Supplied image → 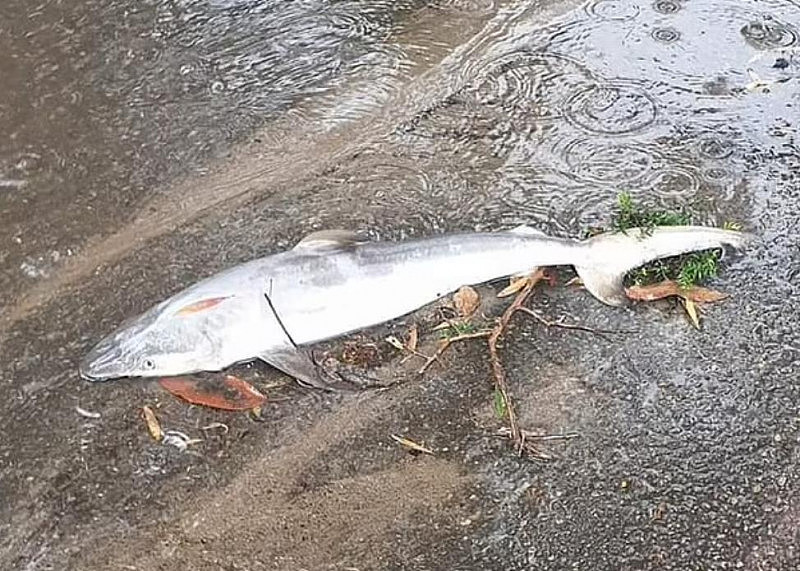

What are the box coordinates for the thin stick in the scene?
[516,307,633,338]
[487,268,545,450]
[400,346,433,364]
[498,427,580,441]
[416,330,492,375]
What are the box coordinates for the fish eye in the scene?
[142,358,156,371]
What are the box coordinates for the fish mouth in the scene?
[79,338,124,382]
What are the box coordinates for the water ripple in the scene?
[563,80,659,135]
[585,0,641,21]
[562,139,658,184]
[645,166,701,197]
[431,0,497,14]
[468,51,596,120]
[741,18,798,49]
[696,134,738,160]
[300,158,499,237]
[651,27,682,43]
[702,166,732,183]
[652,0,683,15]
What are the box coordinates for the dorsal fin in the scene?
[293,229,368,252]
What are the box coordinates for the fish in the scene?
[79,225,751,389]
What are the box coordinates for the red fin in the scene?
[174,296,231,316]
[158,375,266,411]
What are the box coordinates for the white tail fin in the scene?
[574,226,753,306]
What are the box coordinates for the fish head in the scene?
[79,298,223,381]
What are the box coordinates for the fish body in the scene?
[80,225,751,387]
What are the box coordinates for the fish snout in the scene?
[79,338,124,381]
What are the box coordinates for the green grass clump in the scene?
[608,192,726,288]
[439,321,478,339]
[613,191,691,234]
[675,252,720,288]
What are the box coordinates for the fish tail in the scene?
[573,225,754,306]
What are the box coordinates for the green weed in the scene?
[439,321,478,339]
[605,192,731,288]
[612,191,691,234]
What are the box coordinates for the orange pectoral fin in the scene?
[174,296,232,316]
[158,375,267,411]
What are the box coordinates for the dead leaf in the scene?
[158,375,267,411]
[682,298,701,330]
[626,280,728,303]
[432,320,454,331]
[390,434,434,455]
[385,335,405,351]
[340,342,380,367]
[497,276,529,298]
[406,324,419,352]
[651,501,668,522]
[141,405,162,442]
[453,285,480,316]
[498,269,550,297]
[684,287,728,303]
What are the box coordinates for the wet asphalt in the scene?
[1,0,798,569]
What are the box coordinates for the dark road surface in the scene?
[1,0,798,569]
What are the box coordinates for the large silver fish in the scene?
[79,225,750,388]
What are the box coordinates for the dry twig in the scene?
[497,427,580,441]
[516,307,634,339]
[487,268,546,455]
[415,268,589,459]
[416,330,492,374]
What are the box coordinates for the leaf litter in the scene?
[453,285,480,316]
[141,196,741,461]
[595,192,740,327]
[497,275,531,298]
[141,404,203,451]
[626,280,728,303]
[390,434,434,455]
[141,406,163,442]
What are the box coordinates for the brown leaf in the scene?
[453,285,480,316]
[385,336,405,351]
[141,405,163,442]
[625,280,728,303]
[390,434,434,455]
[340,342,380,367]
[406,324,419,352]
[498,268,550,297]
[432,320,453,331]
[682,298,701,330]
[497,276,529,298]
[159,375,267,411]
[683,287,728,303]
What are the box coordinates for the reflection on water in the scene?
[372,0,799,233]
[1,0,799,297]
[0,0,431,302]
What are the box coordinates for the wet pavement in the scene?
[1,0,799,569]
